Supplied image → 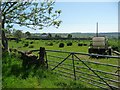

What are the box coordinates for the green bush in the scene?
[78,43,83,46]
[48,42,53,46]
[17,46,22,48]
[83,44,87,46]
[30,41,34,44]
[67,42,72,46]
[59,43,64,48]
[29,45,34,48]
[112,45,119,51]
[45,42,53,46]
[23,43,29,47]
[22,40,24,43]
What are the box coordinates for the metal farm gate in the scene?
[44,49,120,90]
[23,47,120,90]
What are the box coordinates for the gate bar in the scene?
[52,54,71,70]
[72,53,76,80]
[74,54,114,90]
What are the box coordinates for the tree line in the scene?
[6,30,73,39]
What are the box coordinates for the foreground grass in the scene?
[2,52,88,88]
[7,39,119,88]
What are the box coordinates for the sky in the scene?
[15,1,118,33]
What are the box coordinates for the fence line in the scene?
[47,54,120,68]
[12,47,120,89]
[44,49,120,90]
[31,49,120,58]
[49,59,120,83]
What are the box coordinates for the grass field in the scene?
[3,39,119,88]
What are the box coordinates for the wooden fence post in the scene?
[45,51,48,69]
[39,47,45,65]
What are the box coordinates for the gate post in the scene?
[45,51,48,69]
[72,53,76,80]
[39,47,45,66]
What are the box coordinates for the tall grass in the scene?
[2,52,87,88]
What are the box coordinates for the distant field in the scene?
[8,39,119,65]
[8,39,89,51]
[8,38,119,52]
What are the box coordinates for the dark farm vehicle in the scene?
[88,36,112,55]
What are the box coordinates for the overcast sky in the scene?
[15,1,118,33]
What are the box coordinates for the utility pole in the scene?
[96,22,98,37]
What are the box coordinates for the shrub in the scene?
[67,42,72,46]
[45,42,53,46]
[30,41,34,44]
[45,42,47,45]
[17,46,22,48]
[83,44,87,46]
[48,42,53,46]
[112,45,118,51]
[55,41,59,44]
[59,43,64,48]
[78,43,83,46]
[29,45,34,48]
[23,43,29,47]
[26,41,29,44]
[22,40,25,44]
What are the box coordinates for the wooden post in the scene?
[45,51,48,69]
[39,47,45,65]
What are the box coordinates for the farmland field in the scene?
[2,1,120,89]
[3,39,120,88]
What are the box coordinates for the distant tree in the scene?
[48,33,52,38]
[55,34,58,38]
[55,34,61,38]
[67,34,72,39]
[41,33,47,35]
[25,31,31,38]
[14,30,23,39]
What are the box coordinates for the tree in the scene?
[14,30,23,39]
[48,33,52,38]
[41,33,47,35]
[25,31,31,38]
[1,0,62,51]
[55,34,61,38]
[67,34,72,39]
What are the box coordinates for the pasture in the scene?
[3,39,119,88]
[8,39,89,51]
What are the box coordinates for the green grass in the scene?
[6,39,119,88]
[2,52,88,88]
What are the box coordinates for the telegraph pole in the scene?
[96,22,98,37]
